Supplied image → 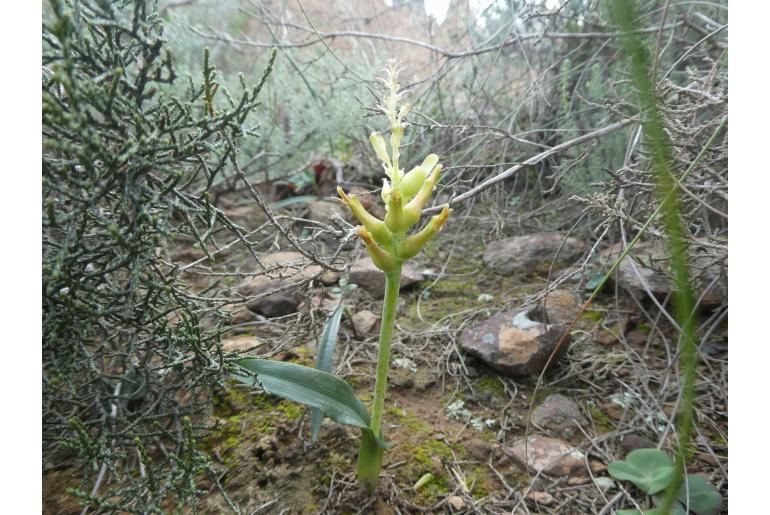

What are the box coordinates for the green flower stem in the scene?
[357,263,401,491]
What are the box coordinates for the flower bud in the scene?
[357,227,395,272]
[398,207,452,259]
[400,154,438,202]
[369,132,391,167]
[337,186,392,246]
[400,166,427,203]
[402,163,442,225]
[381,179,392,206]
[384,189,408,233]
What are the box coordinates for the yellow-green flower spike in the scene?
[337,186,392,246]
[357,227,395,272]
[398,207,452,259]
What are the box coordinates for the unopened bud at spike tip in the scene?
[369,132,391,167]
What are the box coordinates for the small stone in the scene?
[525,491,554,506]
[254,435,278,459]
[508,435,587,477]
[532,394,587,438]
[483,232,588,275]
[348,257,423,298]
[221,335,261,353]
[465,440,496,462]
[247,293,298,318]
[413,367,437,392]
[352,310,380,335]
[602,401,625,421]
[594,477,616,492]
[458,309,571,377]
[599,239,726,308]
[446,495,465,510]
[389,368,415,389]
[590,461,608,474]
[568,476,591,486]
[306,200,347,223]
[620,434,657,455]
[538,290,581,324]
[238,251,325,318]
[229,308,258,327]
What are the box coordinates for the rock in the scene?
[599,239,727,308]
[239,251,325,317]
[508,435,587,477]
[537,290,581,324]
[221,335,262,353]
[306,200,347,223]
[590,460,608,474]
[413,367,437,392]
[525,491,554,506]
[458,309,571,377]
[254,435,278,460]
[601,401,625,421]
[446,495,466,510]
[352,310,380,335]
[532,394,587,438]
[619,434,657,455]
[594,477,616,492]
[483,232,589,275]
[348,257,423,298]
[229,308,258,327]
[465,440,496,462]
[246,293,298,318]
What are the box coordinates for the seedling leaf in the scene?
[677,474,722,515]
[607,448,675,495]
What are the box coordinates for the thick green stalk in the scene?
[357,264,401,491]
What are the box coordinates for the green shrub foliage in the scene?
[42,0,274,510]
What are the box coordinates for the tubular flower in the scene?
[357,227,395,272]
[398,207,452,260]
[337,60,451,271]
[337,186,392,246]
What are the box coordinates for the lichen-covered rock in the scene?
[507,435,587,477]
[458,309,571,377]
[483,232,589,275]
[348,257,423,298]
[532,394,587,438]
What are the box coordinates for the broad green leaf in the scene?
[677,474,722,515]
[608,448,675,495]
[618,507,686,515]
[311,301,344,442]
[234,358,370,428]
[232,359,390,449]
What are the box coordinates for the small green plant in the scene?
[608,449,722,515]
[232,60,451,492]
